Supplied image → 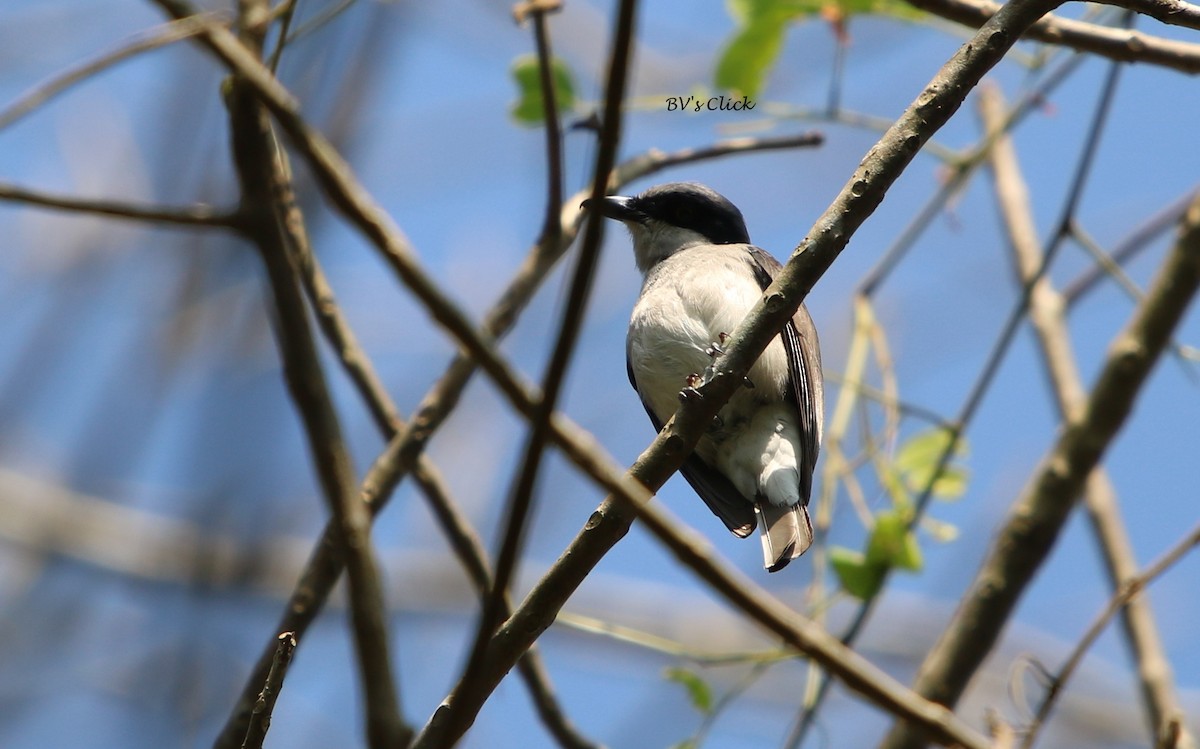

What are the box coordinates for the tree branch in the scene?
[0,14,219,131]
[1020,523,1200,749]
[223,5,406,746]
[240,631,297,749]
[609,491,993,749]
[447,1,613,745]
[1103,0,1200,30]
[879,189,1200,749]
[211,130,819,749]
[410,0,1066,743]
[0,181,240,228]
[980,83,1196,749]
[906,0,1200,74]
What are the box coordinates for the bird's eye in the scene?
[673,205,696,224]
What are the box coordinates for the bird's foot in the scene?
[700,332,731,386]
[679,374,724,429]
[679,373,704,403]
[703,332,730,359]
[702,333,754,389]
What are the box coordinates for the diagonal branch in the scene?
[610,487,993,749]
[276,122,599,748]
[411,0,1066,744]
[0,13,220,131]
[448,2,613,746]
[1105,0,1200,29]
[0,181,240,228]
[906,0,1200,74]
[212,131,819,749]
[879,189,1200,749]
[223,6,406,746]
[1019,523,1200,749]
[980,83,1196,749]
[240,631,298,749]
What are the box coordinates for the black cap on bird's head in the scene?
[584,182,751,272]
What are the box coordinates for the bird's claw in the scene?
[704,332,730,359]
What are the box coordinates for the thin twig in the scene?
[880,190,1200,749]
[823,370,956,430]
[0,14,219,132]
[1020,523,1200,749]
[608,494,994,749]
[450,1,607,745]
[906,0,1200,74]
[265,0,298,73]
[980,83,1196,749]
[0,181,240,228]
[224,4,407,745]
[240,631,298,749]
[859,48,1086,296]
[1062,188,1199,303]
[556,611,792,665]
[786,48,1093,749]
[1069,221,1200,378]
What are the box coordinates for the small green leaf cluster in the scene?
[509,54,577,127]
[831,428,969,599]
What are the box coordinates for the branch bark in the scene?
[979,83,1195,749]
[411,0,1066,744]
[906,0,1200,74]
[223,6,407,746]
[211,130,818,749]
[879,182,1200,749]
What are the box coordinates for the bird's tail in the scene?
[755,502,813,573]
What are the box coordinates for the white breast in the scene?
[627,245,802,508]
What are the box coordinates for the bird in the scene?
[585,182,824,572]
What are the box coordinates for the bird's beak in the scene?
[581,195,642,223]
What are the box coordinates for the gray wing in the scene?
[626,355,756,538]
[745,246,824,504]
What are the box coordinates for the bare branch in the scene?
[1020,523,1200,748]
[1062,188,1199,303]
[448,2,608,746]
[211,130,819,749]
[607,493,994,749]
[240,632,298,749]
[980,82,1196,749]
[223,5,406,745]
[411,0,1067,743]
[0,14,219,132]
[906,0,1200,74]
[1103,0,1200,30]
[0,181,240,228]
[880,190,1200,749]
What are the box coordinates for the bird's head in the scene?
[584,182,750,272]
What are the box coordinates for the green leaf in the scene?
[509,54,576,126]
[715,10,791,98]
[830,546,885,599]
[664,667,714,715]
[866,510,923,572]
[893,427,970,500]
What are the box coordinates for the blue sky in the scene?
[1,1,1198,747]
